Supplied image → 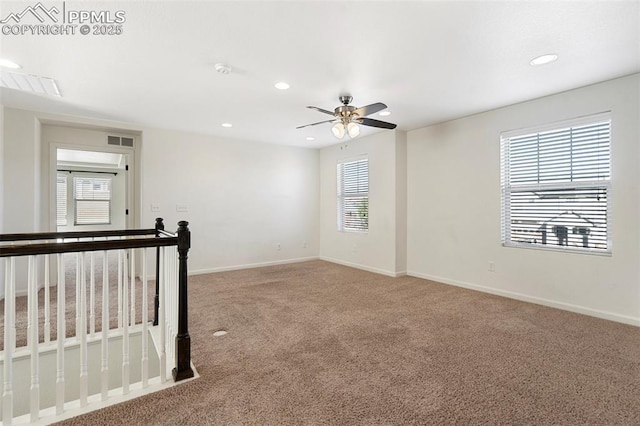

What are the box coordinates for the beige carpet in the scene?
[45,260,640,425]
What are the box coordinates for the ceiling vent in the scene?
[0,70,61,97]
[107,135,134,147]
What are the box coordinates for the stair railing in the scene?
[0,219,193,424]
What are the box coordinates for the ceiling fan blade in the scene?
[307,106,336,116]
[296,119,336,129]
[353,102,387,117]
[358,117,397,129]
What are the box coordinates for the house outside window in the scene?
[500,113,611,254]
[337,156,369,232]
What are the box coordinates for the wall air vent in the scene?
[107,135,135,148]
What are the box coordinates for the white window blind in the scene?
[501,114,611,253]
[337,157,369,232]
[74,176,112,225]
[56,174,67,226]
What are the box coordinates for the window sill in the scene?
[339,229,369,234]
[502,242,611,257]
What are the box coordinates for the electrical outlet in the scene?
[488,261,495,272]
[277,243,281,251]
[151,204,160,212]
[176,204,188,212]
[302,240,307,248]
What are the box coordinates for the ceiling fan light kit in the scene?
[297,95,397,140]
[347,122,360,138]
[332,122,346,139]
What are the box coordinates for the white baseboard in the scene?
[320,256,406,278]
[407,271,640,327]
[189,256,320,276]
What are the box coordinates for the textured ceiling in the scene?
[1,1,638,148]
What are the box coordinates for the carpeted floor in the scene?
[50,260,640,425]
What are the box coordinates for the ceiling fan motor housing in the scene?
[336,105,357,116]
[338,95,353,105]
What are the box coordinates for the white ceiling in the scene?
[1,1,638,148]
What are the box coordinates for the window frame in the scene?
[337,156,369,233]
[56,173,68,227]
[73,175,113,226]
[500,112,612,255]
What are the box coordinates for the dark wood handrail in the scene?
[0,228,157,242]
[0,236,178,257]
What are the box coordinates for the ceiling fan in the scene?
[296,95,397,139]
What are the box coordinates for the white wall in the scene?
[140,127,319,274]
[319,130,407,276]
[2,109,320,286]
[407,74,640,325]
[395,131,407,274]
[3,108,41,233]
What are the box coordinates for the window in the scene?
[337,157,369,232]
[56,174,67,226]
[74,176,112,225]
[501,113,611,253]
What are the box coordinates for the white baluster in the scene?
[3,258,14,424]
[172,250,178,359]
[10,257,15,351]
[56,254,65,415]
[44,255,51,344]
[122,250,130,394]
[166,248,173,371]
[166,249,172,365]
[79,252,88,407]
[117,250,123,329]
[130,248,136,326]
[141,248,149,387]
[101,251,109,401]
[90,251,96,336]
[28,256,40,422]
[75,253,81,337]
[159,247,166,383]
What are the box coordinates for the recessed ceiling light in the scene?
[0,58,21,69]
[379,111,391,117]
[275,82,290,90]
[221,123,232,128]
[306,136,315,141]
[530,54,558,66]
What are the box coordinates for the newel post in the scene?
[173,221,194,381]
[153,217,164,326]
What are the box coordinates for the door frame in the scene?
[49,143,135,232]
